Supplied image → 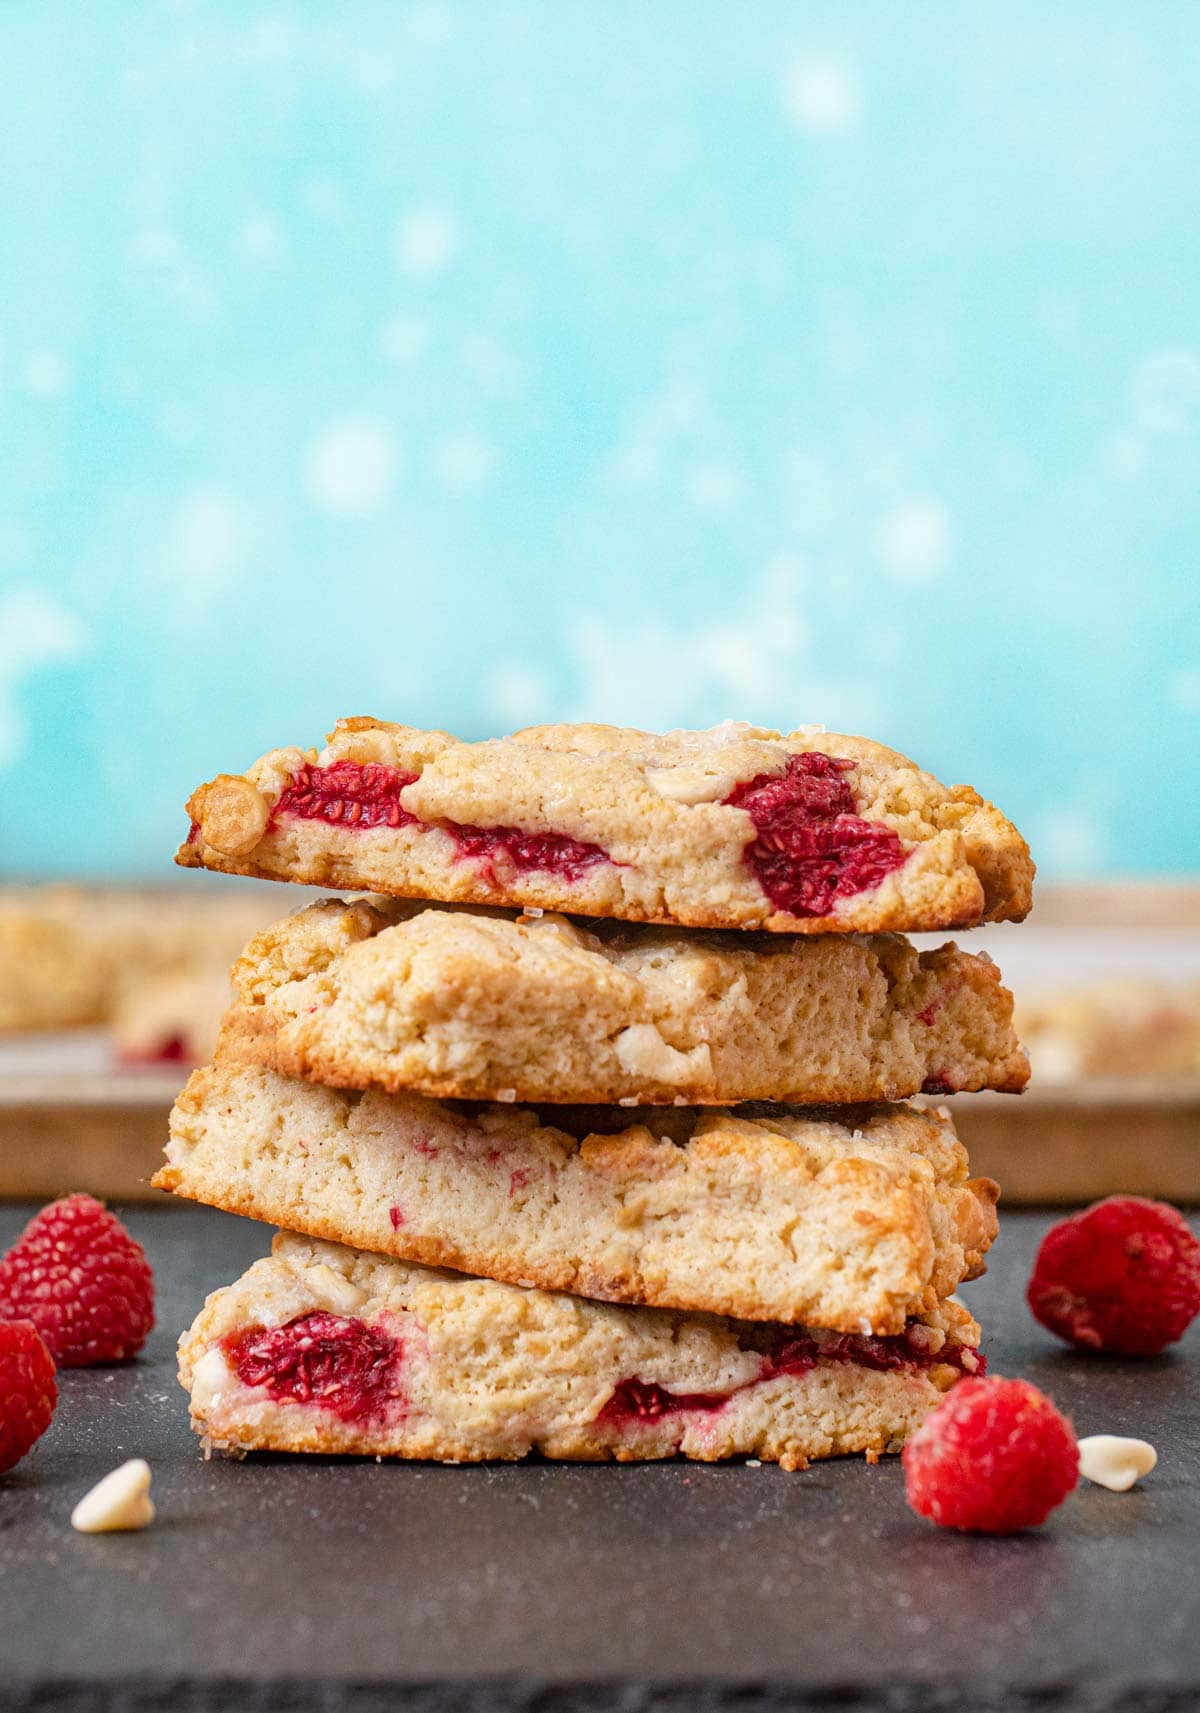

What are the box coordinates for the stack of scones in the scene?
[159,716,1032,1470]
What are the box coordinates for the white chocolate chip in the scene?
[193,774,271,856]
[665,720,761,750]
[248,746,312,799]
[71,1459,155,1534]
[517,911,590,948]
[1077,1434,1157,1492]
[644,765,738,805]
[305,1262,367,1316]
[190,1347,233,1412]
[613,1023,712,1086]
[320,728,399,767]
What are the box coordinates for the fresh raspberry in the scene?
[0,1320,57,1473]
[903,1377,1078,1533]
[0,1195,155,1367]
[1027,1196,1200,1357]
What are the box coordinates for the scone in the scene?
[112,966,235,1066]
[156,1063,999,1333]
[177,719,1033,934]
[0,887,113,1031]
[0,884,277,1036]
[216,898,1028,1105]
[1017,979,1200,1084]
[179,1231,983,1468]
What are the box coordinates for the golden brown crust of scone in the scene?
[212,899,1029,1105]
[157,1062,999,1333]
[178,1231,981,1467]
[177,719,1033,935]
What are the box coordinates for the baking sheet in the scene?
[947,1083,1200,1203]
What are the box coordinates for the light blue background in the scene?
[2,2,1198,878]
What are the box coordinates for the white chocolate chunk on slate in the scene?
[71,1459,156,1533]
[1077,1434,1157,1492]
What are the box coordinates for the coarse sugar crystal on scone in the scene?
[215,898,1029,1106]
[156,1063,999,1334]
[177,719,1034,935]
[178,1231,984,1468]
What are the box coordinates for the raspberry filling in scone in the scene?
[268,750,908,911]
[179,1235,983,1467]
[445,824,609,883]
[723,753,908,918]
[216,1308,983,1440]
[274,753,903,910]
[598,1326,984,1429]
[273,760,611,882]
[275,762,421,832]
[223,1310,404,1425]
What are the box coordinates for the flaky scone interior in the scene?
[157,1063,998,1334]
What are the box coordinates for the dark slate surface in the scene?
[0,1202,1197,1713]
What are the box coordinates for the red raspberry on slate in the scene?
[903,1377,1078,1533]
[0,1320,57,1473]
[0,1195,155,1367]
[1027,1196,1200,1357]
